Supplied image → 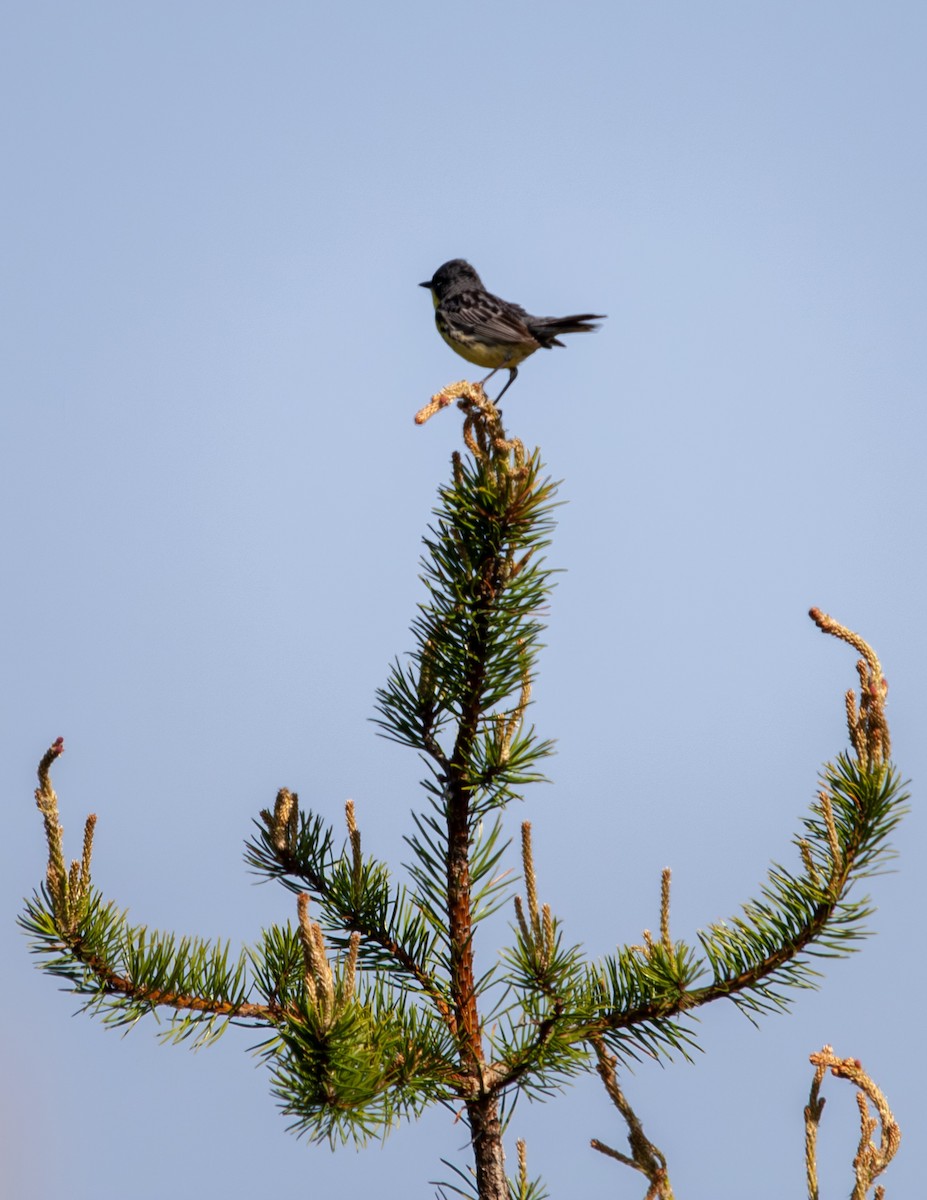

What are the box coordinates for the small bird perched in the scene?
[419,259,605,403]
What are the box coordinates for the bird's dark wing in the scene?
[440,290,539,347]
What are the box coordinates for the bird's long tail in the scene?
[528,313,606,347]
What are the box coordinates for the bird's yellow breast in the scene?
[436,324,527,369]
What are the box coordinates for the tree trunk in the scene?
[468,1094,507,1200]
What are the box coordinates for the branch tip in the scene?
[805,1045,901,1200]
[809,609,890,767]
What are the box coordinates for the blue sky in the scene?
[3,4,925,1197]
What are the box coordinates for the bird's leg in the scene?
[492,367,518,404]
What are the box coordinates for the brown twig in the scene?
[591,1037,673,1200]
[805,1045,901,1200]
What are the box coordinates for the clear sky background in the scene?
[3,4,925,1197]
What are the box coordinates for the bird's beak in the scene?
[418,280,432,289]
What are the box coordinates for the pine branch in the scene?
[583,616,906,1062]
[21,738,274,1044]
[246,788,455,1026]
